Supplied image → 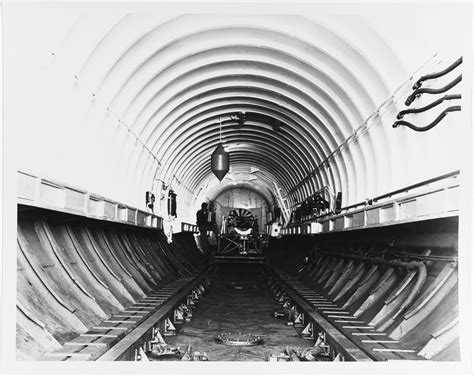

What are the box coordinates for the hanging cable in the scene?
[397,94,461,119]
[405,75,462,106]
[413,56,463,90]
[392,105,461,132]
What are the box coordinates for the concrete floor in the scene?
[158,263,313,361]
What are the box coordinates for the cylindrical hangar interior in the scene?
[1,1,472,373]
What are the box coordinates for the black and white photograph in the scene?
[0,1,473,375]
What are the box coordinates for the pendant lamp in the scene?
[211,143,229,181]
[211,117,229,181]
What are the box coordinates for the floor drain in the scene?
[215,331,264,346]
[226,282,256,290]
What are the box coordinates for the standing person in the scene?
[196,203,218,252]
[252,216,260,250]
[252,216,259,238]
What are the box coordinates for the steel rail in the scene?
[96,269,211,361]
[268,265,424,361]
[265,265,373,361]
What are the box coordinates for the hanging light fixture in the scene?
[211,117,229,181]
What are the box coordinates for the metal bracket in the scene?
[173,307,185,324]
[294,313,305,327]
[163,317,177,336]
[301,322,314,339]
[134,347,149,361]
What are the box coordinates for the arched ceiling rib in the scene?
[168,102,329,172]
[68,13,402,220]
[181,140,303,195]
[145,80,339,158]
[119,44,367,130]
[102,23,383,113]
[159,112,320,176]
[206,181,274,207]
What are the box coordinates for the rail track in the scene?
[43,251,456,361]
[44,269,213,361]
[266,266,423,361]
[16,203,459,362]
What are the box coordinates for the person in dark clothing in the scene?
[196,202,218,252]
[252,216,259,238]
[196,203,209,227]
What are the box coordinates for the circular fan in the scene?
[227,208,254,231]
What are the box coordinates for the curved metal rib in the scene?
[17,302,46,329]
[377,262,427,332]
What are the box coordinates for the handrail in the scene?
[18,170,163,230]
[405,75,462,106]
[393,105,461,132]
[397,94,461,119]
[337,170,459,213]
[181,222,198,232]
[413,57,463,90]
[372,170,459,202]
[285,169,459,226]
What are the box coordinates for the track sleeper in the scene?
[45,353,91,357]
[80,333,118,338]
[373,348,415,353]
[64,342,108,347]
[104,320,137,323]
[93,326,128,330]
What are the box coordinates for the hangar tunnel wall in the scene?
[16,209,206,360]
[7,3,469,225]
[3,1,470,367]
[16,208,460,361]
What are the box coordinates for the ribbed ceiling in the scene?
[34,12,425,222]
[65,15,404,220]
[5,1,467,228]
